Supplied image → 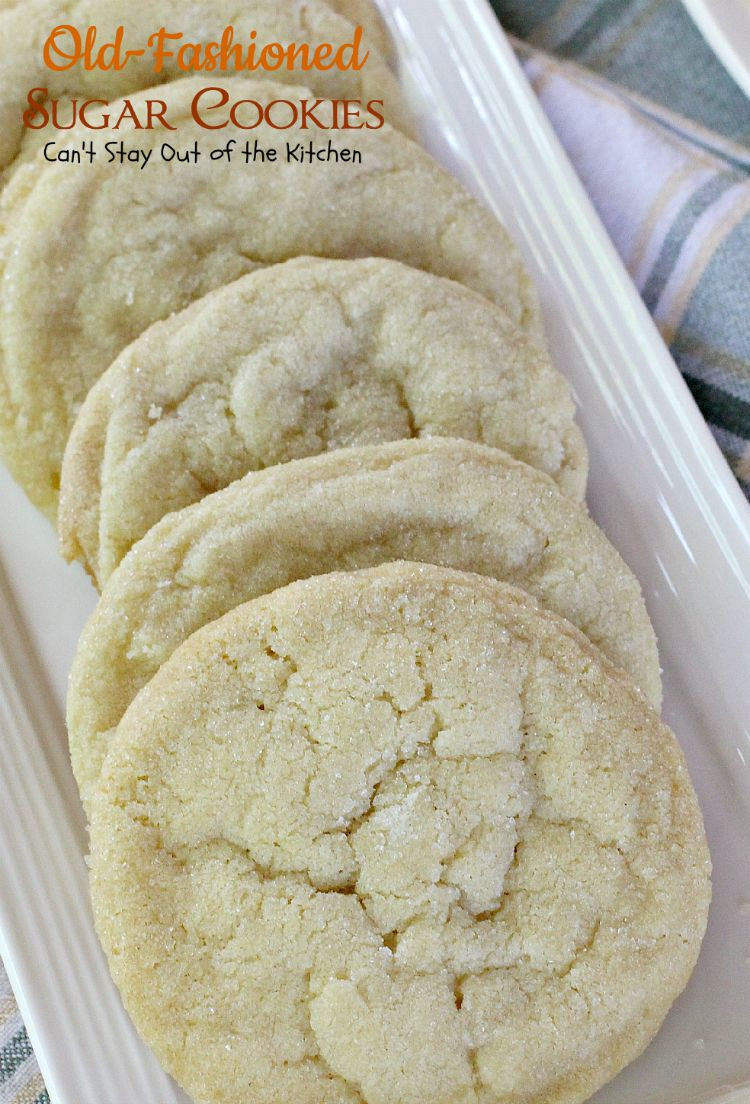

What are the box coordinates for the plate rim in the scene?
[680,0,750,100]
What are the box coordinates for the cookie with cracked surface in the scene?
[0,76,538,518]
[68,438,660,814]
[0,0,405,176]
[89,561,709,1104]
[59,257,586,587]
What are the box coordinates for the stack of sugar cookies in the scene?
[0,4,711,1103]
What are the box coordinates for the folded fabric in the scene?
[0,966,47,1104]
[493,0,750,498]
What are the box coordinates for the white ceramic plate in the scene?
[1,2,749,1102]
[680,0,750,100]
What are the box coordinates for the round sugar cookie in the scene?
[89,561,710,1104]
[0,0,404,174]
[68,437,661,813]
[0,76,539,517]
[59,257,586,586]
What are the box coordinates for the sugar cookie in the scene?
[59,257,585,585]
[68,438,660,812]
[0,77,538,515]
[89,561,709,1104]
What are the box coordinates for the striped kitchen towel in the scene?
[0,968,47,1104]
[492,0,750,499]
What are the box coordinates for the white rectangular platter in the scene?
[1,1,750,1102]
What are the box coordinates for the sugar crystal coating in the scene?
[89,563,709,1104]
[68,438,659,813]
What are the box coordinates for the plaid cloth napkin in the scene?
[1,3,748,1103]
[493,0,750,499]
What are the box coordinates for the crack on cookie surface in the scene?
[88,567,699,1104]
[73,257,565,585]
